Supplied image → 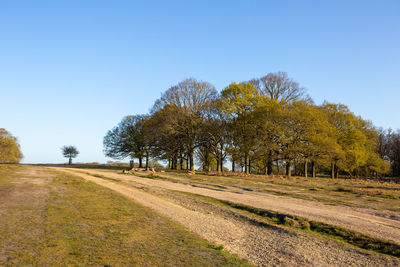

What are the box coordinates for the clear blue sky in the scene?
[1,0,399,164]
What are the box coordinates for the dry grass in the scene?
[0,165,251,266]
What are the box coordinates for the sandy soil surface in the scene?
[53,167,400,266]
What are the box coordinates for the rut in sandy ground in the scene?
[56,168,400,245]
[54,168,400,266]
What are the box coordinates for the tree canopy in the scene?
[0,128,23,163]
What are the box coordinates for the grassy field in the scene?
[0,165,250,266]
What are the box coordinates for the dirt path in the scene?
[53,167,400,266]
[56,168,400,245]
[0,166,54,265]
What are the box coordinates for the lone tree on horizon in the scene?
[62,145,79,165]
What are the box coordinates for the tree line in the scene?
[103,72,398,178]
[378,129,400,177]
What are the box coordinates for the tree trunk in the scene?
[145,154,149,171]
[334,164,339,178]
[312,161,316,178]
[139,156,143,168]
[304,160,308,178]
[173,156,178,170]
[189,150,194,171]
[220,156,224,174]
[264,166,268,175]
[248,159,251,174]
[244,154,250,174]
[69,157,72,165]
[168,159,171,169]
[267,159,273,175]
[286,161,291,177]
[331,161,335,178]
[203,153,208,171]
[180,156,183,170]
[232,160,235,172]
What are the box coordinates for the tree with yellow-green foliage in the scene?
[322,102,388,177]
[218,82,262,174]
[0,128,23,163]
[279,101,342,177]
[251,97,284,175]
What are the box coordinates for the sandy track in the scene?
[53,167,400,266]
[56,168,400,245]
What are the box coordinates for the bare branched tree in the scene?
[250,71,310,103]
[152,78,217,115]
[151,78,217,170]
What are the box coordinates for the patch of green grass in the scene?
[176,191,400,258]
[207,243,224,250]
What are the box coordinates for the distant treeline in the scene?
[103,72,400,178]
